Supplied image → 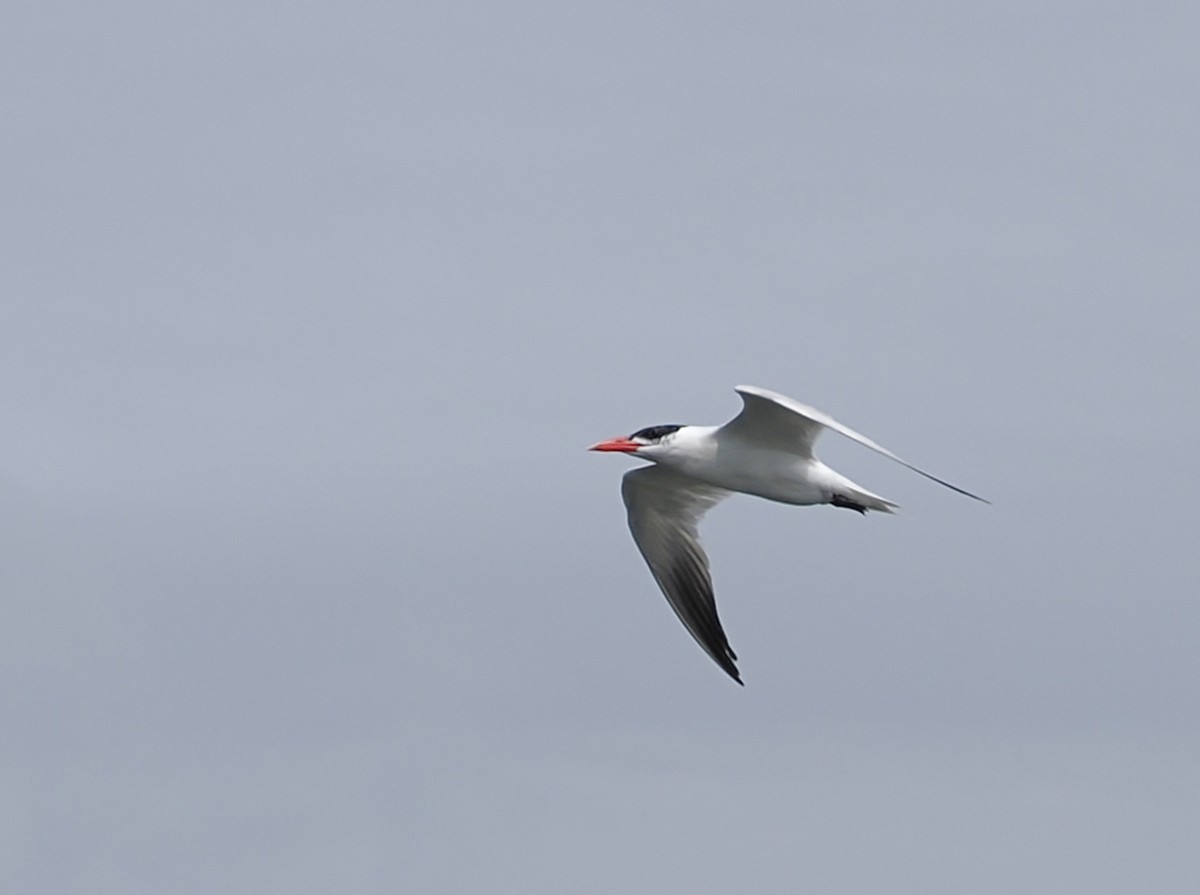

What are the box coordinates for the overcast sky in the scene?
[4,2,1199,892]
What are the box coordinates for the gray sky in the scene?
[4,2,1199,892]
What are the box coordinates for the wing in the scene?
[723,385,989,503]
[620,466,741,684]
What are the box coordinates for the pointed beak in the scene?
[588,437,642,453]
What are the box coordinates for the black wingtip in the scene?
[958,487,992,505]
[718,647,742,684]
[916,469,991,505]
[952,487,991,505]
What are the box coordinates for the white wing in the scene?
[723,385,989,502]
[620,466,741,683]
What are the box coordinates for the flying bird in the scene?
[590,385,988,684]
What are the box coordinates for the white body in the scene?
[653,424,895,510]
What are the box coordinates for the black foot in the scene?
[830,494,868,514]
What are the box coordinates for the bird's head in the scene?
[588,424,684,462]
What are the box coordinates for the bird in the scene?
[589,385,988,684]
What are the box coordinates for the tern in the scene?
[590,385,987,684]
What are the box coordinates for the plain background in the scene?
[4,2,1199,892]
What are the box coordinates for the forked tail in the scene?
[830,488,898,514]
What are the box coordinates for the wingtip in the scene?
[953,484,992,505]
[712,653,743,685]
[915,469,991,506]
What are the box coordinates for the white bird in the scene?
[590,385,988,684]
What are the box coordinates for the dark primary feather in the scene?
[620,467,740,684]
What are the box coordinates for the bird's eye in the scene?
[631,424,683,441]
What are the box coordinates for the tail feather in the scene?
[811,462,898,514]
[858,491,898,514]
[832,488,898,514]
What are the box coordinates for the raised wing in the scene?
[620,466,740,684]
[724,385,989,502]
